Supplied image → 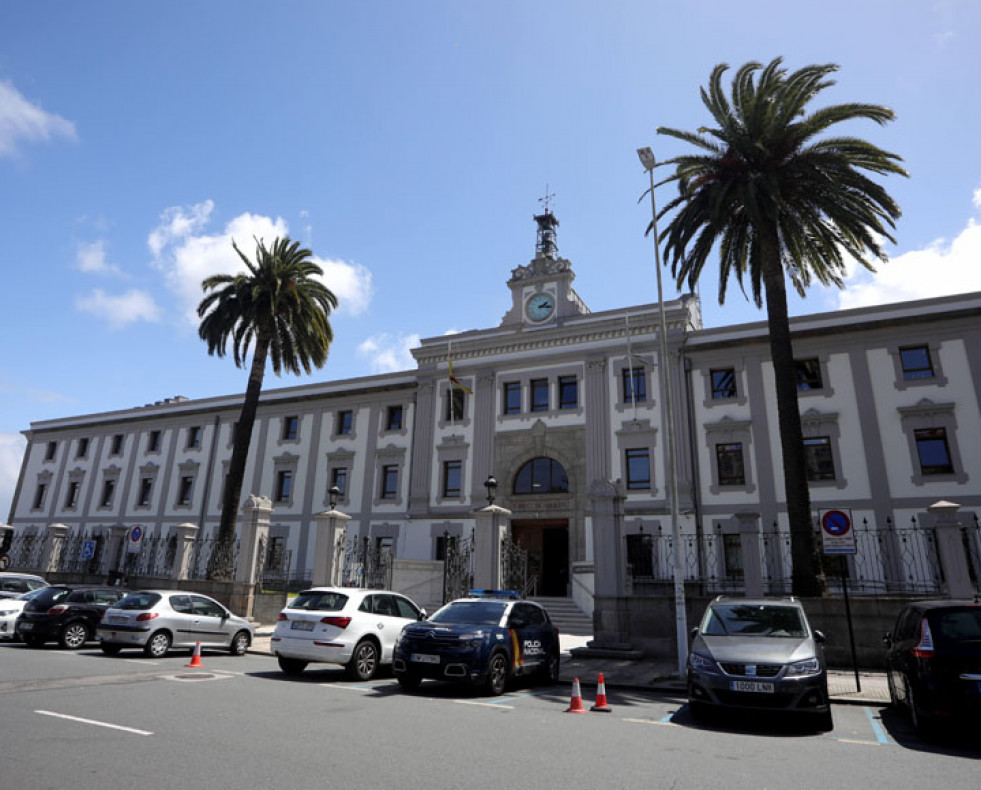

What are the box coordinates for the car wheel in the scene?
[143,630,171,658]
[100,643,122,656]
[905,680,931,738]
[23,634,44,648]
[228,630,251,656]
[484,651,510,696]
[59,622,90,650]
[815,709,834,732]
[688,700,710,724]
[277,656,308,676]
[346,639,380,681]
[538,650,560,685]
[396,671,422,691]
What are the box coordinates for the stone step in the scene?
[530,597,593,636]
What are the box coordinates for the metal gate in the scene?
[442,530,474,603]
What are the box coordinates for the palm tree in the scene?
[655,59,906,596]
[198,236,338,578]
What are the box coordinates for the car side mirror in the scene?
[813,630,826,644]
[418,609,427,621]
[690,627,700,641]
[882,633,892,647]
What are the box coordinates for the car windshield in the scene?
[931,608,981,643]
[115,592,162,610]
[19,588,47,602]
[702,603,808,638]
[429,601,508,626]
[289,591,348,612]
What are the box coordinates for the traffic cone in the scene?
[591,672,613,712]
[565,677,587,714]
[185,641,203,668]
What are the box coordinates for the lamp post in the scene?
[484,475,498,506]
[637,146,688,678]
[328,485,340,511]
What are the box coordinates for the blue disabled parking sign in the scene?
[820,509,856,554]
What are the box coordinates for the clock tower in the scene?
[501,201,590,327]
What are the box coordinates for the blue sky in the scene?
[2,1,981,521]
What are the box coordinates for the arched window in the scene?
[513,457,569,495]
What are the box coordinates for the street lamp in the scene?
[637,145,688,678]
[484,475,498,506]
[328,485,340,511]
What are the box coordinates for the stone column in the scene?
[928,500,973,599]
[40,523,70,575]
[104,525,130,582]
[735,511,764,597]
[590,480,626,598]
[235,495,273,585]
[472,504,511,590]
[171,523,200,581]
[313,508,352,587]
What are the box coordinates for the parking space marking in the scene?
[36,710,153,736]
[624,717,679,727]
[452,699,515,710]
[863,706,892,745]
[837,738,883,746]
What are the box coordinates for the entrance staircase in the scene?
[531,596,593,637]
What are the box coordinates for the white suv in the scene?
[271,587,426,681]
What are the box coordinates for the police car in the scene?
[392,590,560,695]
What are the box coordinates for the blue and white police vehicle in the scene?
[392,590,560,695]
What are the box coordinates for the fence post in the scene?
[235,495,272,585]
[40,523,70,575]
[172,523,200,580]
[472,503,511,591]
[928,500,973,598]
[735,512,764,597]
[313,507,351,587]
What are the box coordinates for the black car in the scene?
[17,585,126,649]
[393,591,560,695]
[884,599,981,736]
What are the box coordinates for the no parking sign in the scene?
[820,509,856,555]
[127,525,144,554]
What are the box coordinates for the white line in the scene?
[36,710,153,736]
[624,717,678,727]
[452,699,515,710]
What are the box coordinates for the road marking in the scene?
[625,717,678,727]
[863,706,891,745]
[837,738,882,746]
[453,699,515,710]
[36,710,153,736]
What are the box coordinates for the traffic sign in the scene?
[127,525,144,554]
[820,509,856,554]
[80,540,96,560]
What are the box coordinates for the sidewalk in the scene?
[248,627,890,705]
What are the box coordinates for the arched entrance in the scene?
[510,457,570,597]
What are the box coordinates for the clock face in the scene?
[526,292,554,322]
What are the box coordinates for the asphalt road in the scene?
[1,641,978,790]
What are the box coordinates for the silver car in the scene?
[97,589,254,658]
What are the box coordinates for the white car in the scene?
[272,587,426,681]
[0,573,49,600]
[0,587,48,641]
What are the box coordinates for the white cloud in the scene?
[973,187,981,211]
[0,79,77,159]
[75,289,162,329]
[357,333,421,373]
[0,432,27,521]
[148,203,373,324]
[75,239,123,276]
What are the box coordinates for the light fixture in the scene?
[484,475,498,505]
[328,485,340,511]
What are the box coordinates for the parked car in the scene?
[0,587,49,641]
[97,590,254,658]
[884,599,981,736]
[0,572,48,600]
[16,585,126,649]
[393,590,560,696]
[686,596,832,730]
[272,587,426,680]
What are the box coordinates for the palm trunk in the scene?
[759,228,827,597]
[207,337,269,580]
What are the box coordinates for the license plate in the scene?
[291,621,315,631]
[411,653,440,664]
[18,622,32,631]
[108,615,127,624]
[731,680,774,693]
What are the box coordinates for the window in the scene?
[275,470,293,502]
[711,368,737,400]
[623,367,647,403]
[914,428,954,475]
[331,467,348,495]
[282,416,299,441]
[380,465,399,499]
[65,481,80,509]
[803,437,835,481]
[110,434,124,455]
[513,457,569,494]
[795,359,823,391]
[33,483,47,510]
[503,382,521,415]
[442,460,462,498]
[716,443,746,486]
[76,438,89,459]
[137,477,153,507]
[625,448,651,490]
[446,389,465,422]
[722,534,744,579]
[148,430,161,452]
[900,346,934,380]
[530,379,549,412]
[336,410,353,435]
[558,376,578,410]
[187,425,202,449]
[177,476,194,506]
[100,479,116,508]
[44,441,57,461]
[386,405,404,431]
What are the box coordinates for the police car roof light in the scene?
[467,589,521,600]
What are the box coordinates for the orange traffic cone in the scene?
[565,677,587,714]
[185,641,203,668]
[591,672,613,712]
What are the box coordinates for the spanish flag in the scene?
[448,357,472,394]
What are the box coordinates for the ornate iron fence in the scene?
[186,537,240,581]
[3,531,46,572]
[442,531,474,603]
[501,534,531,596]
[337,536,393,589]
